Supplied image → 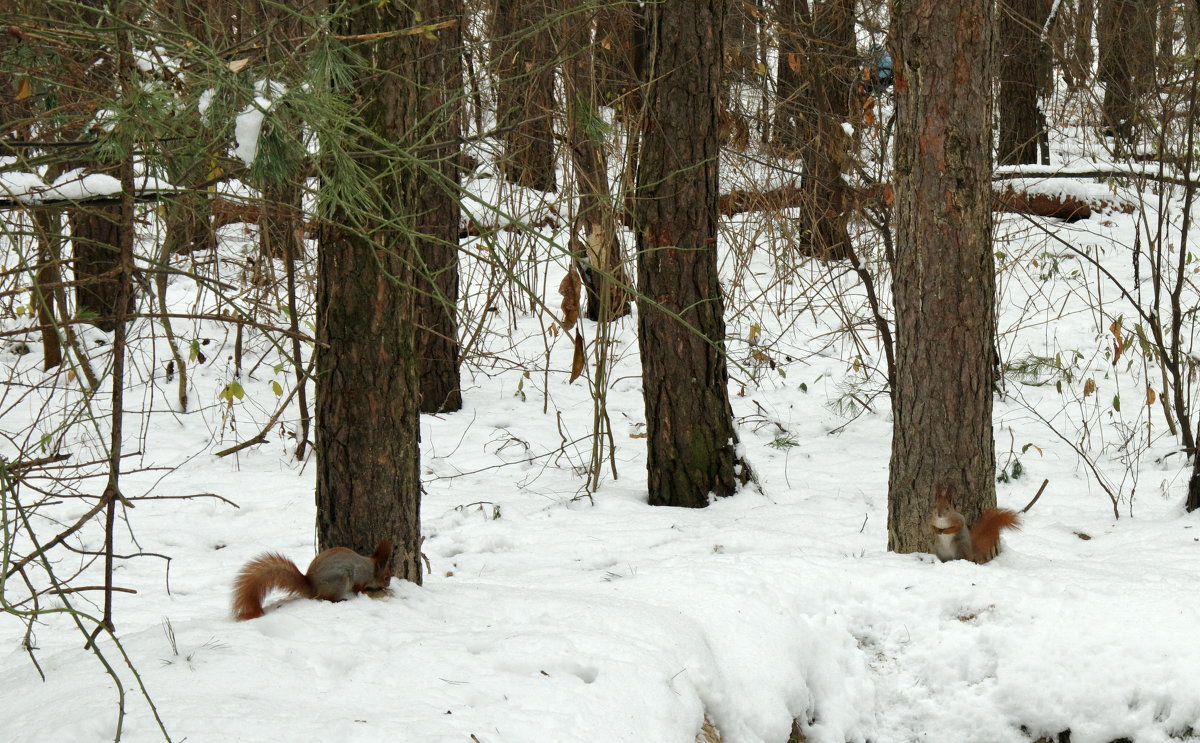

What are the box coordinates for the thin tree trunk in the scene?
[493,0,557,191]
[33,210,63,369]
[562,3,630,322]
[887,0,997,553]
[796,0,855,260]
[594,1,646,112]
[773,0,811,154]
[1099,0,1157,149]
[71,202,134,332]
[636,0,753,508]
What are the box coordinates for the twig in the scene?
[126,492,240,508]
[1021,478,1049,513]
[7,453,72,473]
[213,358,311,457]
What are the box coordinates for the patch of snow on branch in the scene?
[234,79,288,167]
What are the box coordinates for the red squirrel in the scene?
[232,539,393,621]
[929,486,1020,564]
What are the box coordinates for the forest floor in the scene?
[2,104,1200,743]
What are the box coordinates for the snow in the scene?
[3,78,1200,743]
[234,80,288,166]
[0,167,180,203]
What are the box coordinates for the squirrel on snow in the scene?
[232,539,394,621]
[929,485,1020,564]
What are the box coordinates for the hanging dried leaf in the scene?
[559,266,581,331]
[569,331,585,384]
[1083,378,1096,396]
[1110,319,1124,365]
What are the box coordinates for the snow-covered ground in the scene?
[2,108,1200,743]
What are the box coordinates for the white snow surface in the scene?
[233,79,288,166]
[0,167,179,203]
[2,127,1200,743]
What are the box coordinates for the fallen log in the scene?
[717,182,1134,221]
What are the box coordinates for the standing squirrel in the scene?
[232,539,393,621]
[929,486,1020,564]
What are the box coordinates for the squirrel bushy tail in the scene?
[968,507,1021,562]
[232,553,314,621]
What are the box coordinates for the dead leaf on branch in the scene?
[1110,319,1124,365]
[569,331,585,384]
[559,266,581,331]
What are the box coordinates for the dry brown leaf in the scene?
[559,266,581,331]
[15,77,32,101]
[569,331,585,384]
[1083,378,1096,396]
[1110,319,1124,365]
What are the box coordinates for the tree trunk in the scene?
[493,0,557,192]
[887,0,997,553]
[562,3,630,322]
[413,6,464,414]
[636,0,753,508]
[34,210,63,369]
[71,203,134,332]
[773,0,811,154]
[997,0,1052,165]
[1099,0,1157,149]
[316,0,453,584]
[796,0,855,260]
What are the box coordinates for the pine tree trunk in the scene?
[493,0,557,192]
[888,0,997,553]
[316,0,455,584]
[562,4,630,322]
[997,0,1052,165]
[773,0,811,154]
[796,0,855,260]
[636,0,752,508]
[1099,0,1157,148]
[413,1,464,414]
[71,204,134,332]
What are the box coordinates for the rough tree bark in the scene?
[316,0,457,583]
[997,0,1052,165]
[772,0,856,260]
[1098,0,1157,149]
[493,0,557,192]
[594,1,646,110]
[636,0,753,508]
[797,0,855,260]
[66,1,133,332]
[773,0,811,153]
[887,0,997,553]
[562,2,630,322]
[412,2,464,414]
